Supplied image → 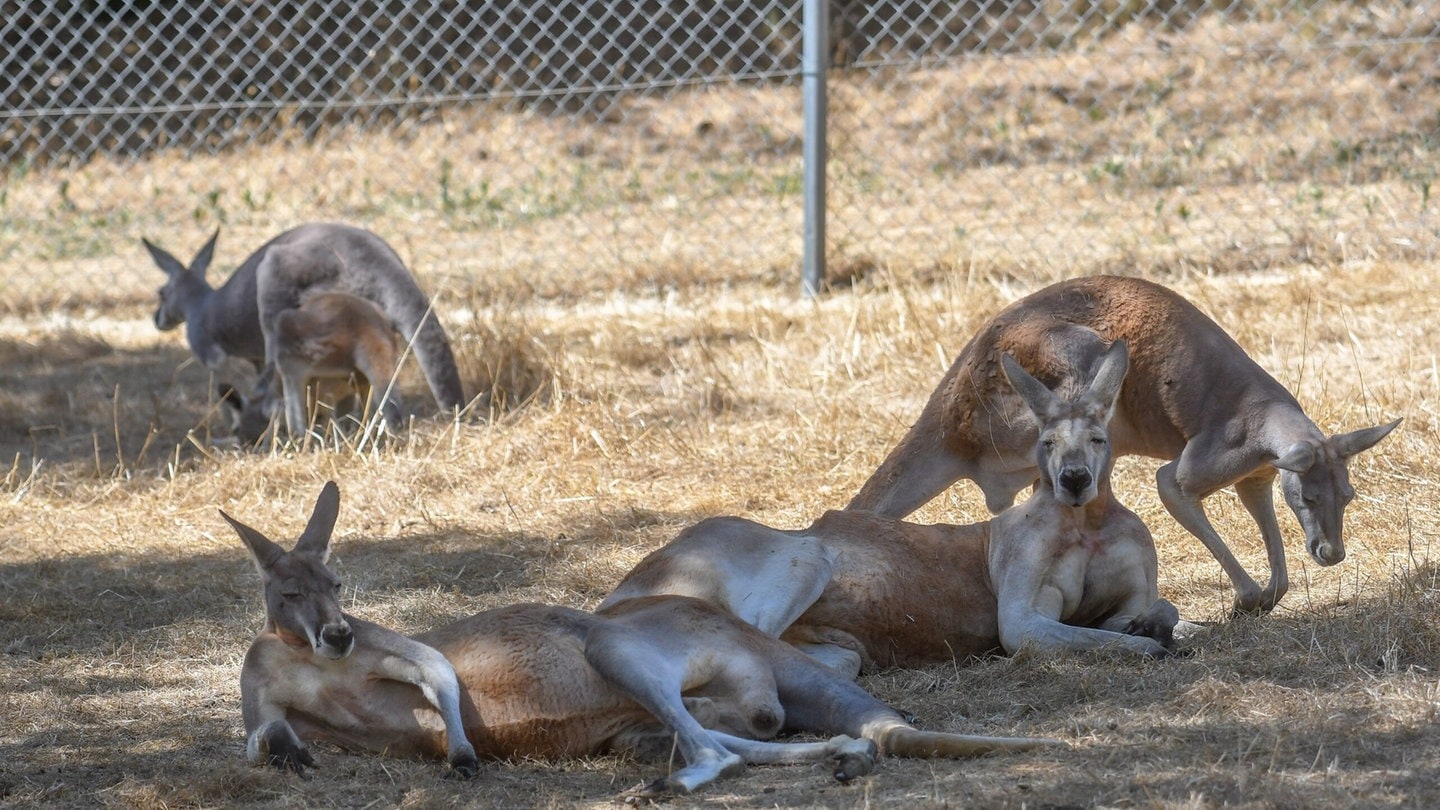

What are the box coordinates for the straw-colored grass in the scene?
[2,10,1439,808]
[1,258,1435,808]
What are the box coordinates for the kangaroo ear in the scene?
[220,509,285,574]
[191,229,220,280]
[142,238,187,277]
[1331,417,1402,458]
[1085,340,1129,416]
[1272,442,1317,473]
[295,481,341,563]
[1001,353,1058,418]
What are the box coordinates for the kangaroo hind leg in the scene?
[583,617,748,796]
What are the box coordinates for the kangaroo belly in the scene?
[421,603,647,759]
[800,514,1000,668]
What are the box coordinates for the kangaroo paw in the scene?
[444,752,479,780]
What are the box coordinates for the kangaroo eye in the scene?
[1091,436,1107,445]
[281,591,302,601]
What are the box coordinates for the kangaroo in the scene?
[845,275,1400,616]
[604,341,1177,676]
[220,292,405,443]
[227,482,1062,797]
[145,223,465,441]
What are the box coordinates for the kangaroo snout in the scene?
[319,622,355,658]
[1058,467,1093,499]
[1309,538,1346,566]
[154,309,181,331]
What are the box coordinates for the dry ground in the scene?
[1,258,1436,809]
[3,11,1440,808]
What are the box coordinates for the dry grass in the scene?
[3,11,1440,809]
[1,259,1436,809]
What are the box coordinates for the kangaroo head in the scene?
[221,481,354,659]
[1002,341,1128,508]
[144,229,219,331]
[1272,417,1401,567]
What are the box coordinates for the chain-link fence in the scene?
[2,1,1436,310]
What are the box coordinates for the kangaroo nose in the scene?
[320,623,354,655]
[1311,540,1346,566]
[1059,468,1092,496]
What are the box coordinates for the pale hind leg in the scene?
[583,623,752,795]
[705,730,878,783]
[590,627,876,797]
[1101,599,1181,650]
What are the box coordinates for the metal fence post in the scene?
[801,0,829,298]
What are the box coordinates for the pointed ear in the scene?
[1272,442,1317,473]
[142,238,188,277]
[1001,353,1058,418]
[1330,417,1401,458]
[220,509,285,573]
[190,229,220,280]
[1085,340,1129,416]
[294,481,341,562]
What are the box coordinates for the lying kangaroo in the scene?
[220,292,405,442]
[145,223,464,441]
[846,275,1400,615]
[604,341,1177,676]
[227,482,1062,796]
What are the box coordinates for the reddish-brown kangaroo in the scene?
[846,275,1400,615]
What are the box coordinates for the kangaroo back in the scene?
[253,224,465,412]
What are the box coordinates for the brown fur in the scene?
[846,275,1400,614]
[605,342,1176,673]
[273,291,403,440]
[229,483,1061,797]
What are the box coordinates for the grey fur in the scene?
[146,223,465,437]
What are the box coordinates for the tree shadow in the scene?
[0,331,249,475]
[0,330,453,479]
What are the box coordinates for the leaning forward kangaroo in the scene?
[146,223,465,440]
[604,341,1177,675]
[227,482,1062,797]
[846,275,1400,615]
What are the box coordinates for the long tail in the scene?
[865,718,1066,757]
[774,653,1064,759]
[394,302,466,412]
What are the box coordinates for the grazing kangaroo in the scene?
[604,341,1178,675]
[220,292,405,443]
[846,275,1400,616]
[145,223,464,440]
[227,482,1062,797]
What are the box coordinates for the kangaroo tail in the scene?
[866,719,1066,758]
[394,301,466,413]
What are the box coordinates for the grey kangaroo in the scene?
[146,223,465,441]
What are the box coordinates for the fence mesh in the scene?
[2,1,1436,312]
